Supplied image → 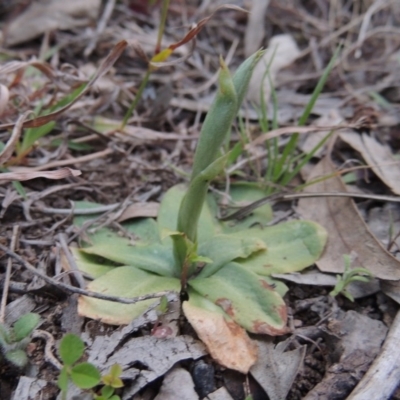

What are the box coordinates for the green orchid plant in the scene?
[72,51,327,373]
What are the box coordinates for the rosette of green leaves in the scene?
[72,52,327,363]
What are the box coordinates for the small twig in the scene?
[354,0,391,59]
[31,330,63,370]
[57,233,86,289]
[221,192,400,221]
[0,243,174,305]
[84,0,117,57]
[0,225,19,323]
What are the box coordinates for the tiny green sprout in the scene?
[0,312,40,368]
[58,333,123,400]
[58,333,101,400]
[330,254,373,302]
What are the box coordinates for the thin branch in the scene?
[220,192,400,221]
[0,225,19,323]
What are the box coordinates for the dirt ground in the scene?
[1,1,400,399]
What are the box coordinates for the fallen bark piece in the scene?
[154,367,198,400]
[11,377,50,400]
[103,335,206,399]
[303,310,387,399]
[206,387,234,400]
[250,338,306,400]
[347,310,400,400]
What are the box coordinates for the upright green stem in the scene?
[121,69,151,129]
[174,51,264,272]
[155,0,171,54]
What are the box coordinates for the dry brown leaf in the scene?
[340,131,400,196]
[4,0,101,46]
[0,167,81,182]
[297,156,400,279]
[244,0,270,57]
[247,34,300,105]
[0,84,9,117]
[182,300,258,374]
[0,110,32,165]
[117,202,159,222]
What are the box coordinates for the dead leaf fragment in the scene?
[154,367,198,400]
[0,168,81,182]
[244,0,270,57]
[103,335,206,397]
[247,34,300,104]
[5,0,101,46]
[250,339,306,400]
[0,84,9,117]
[183,300,258,374]
[117,202,159,222]
[340,131,400,195]
[297,156,400,279]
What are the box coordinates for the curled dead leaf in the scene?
[183,300,258,374]
[340,131,400,196]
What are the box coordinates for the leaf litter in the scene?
[1,1,400,400]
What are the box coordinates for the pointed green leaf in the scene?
[197,234,266,278]
[71,362,101,389]
[78,267,180,325]
[232,220,327,275]
[59,333,84,366]
[189,262,288,335]
[81,243,176,277]
[13,313,40,342]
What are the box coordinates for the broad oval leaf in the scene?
[78,266,180,325]
[71,362,101,389]
[189,262,288,335]
[183,289,258,374]
[59,333,85,366]
[13,313,40,342]
[5,349,28,367]
[232,220,327,275]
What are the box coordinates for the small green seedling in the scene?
[0,312,40,367]
[330,254,373,302]
[58,333,122,400]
